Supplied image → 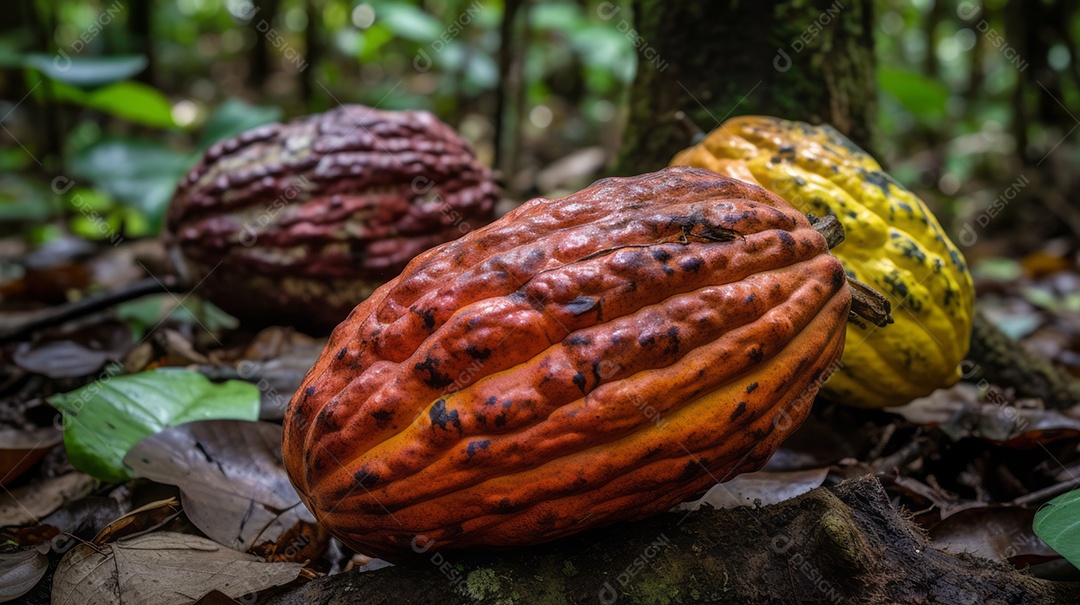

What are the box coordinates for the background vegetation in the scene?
[2,0,1078,254]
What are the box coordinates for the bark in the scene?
[249,0,282,91]
[265,477,1074,605]
[614,0,877,176]
[969,311,1080,409]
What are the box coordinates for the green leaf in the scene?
[877,67,950,122]
[1034,489,1080,570]
[69,138,197,233]
[47,80,175,128]
[378,3,443,42]
[84,82,176,128]
[23,54,148,89]
[47,369,260,483]
[198,98,282,150]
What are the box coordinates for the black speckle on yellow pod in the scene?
[672,116,974,408]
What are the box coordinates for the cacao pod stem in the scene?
[809,213,893,328]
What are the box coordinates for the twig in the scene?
[0,276,185,342]
[1012,476,1080,507]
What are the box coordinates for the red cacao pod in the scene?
[165,105,499,333]
[283,167,850,559]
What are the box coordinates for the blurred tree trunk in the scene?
[249,0,282,91]
[614,0,877,175]
[301,0,319,107]
[614,0,1080,408]
[127,0,154,85]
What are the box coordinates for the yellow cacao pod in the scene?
[672,116,974,408]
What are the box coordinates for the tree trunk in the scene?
[614,0,877,176]
[265,478,1074,605]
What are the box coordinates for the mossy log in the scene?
[969,311,1080,409]
[265,477,1074,604]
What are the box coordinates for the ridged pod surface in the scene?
[165,105,499,333]
[672,117,974,408]
[283,167,851,558]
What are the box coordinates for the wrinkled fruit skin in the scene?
[166,105,499,333]
[283,167,851,559]
[672,117,974,408]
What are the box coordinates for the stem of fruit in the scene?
[809,214,893,328]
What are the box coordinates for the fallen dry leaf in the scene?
[124,420,316,551]
[0,472,96,528]
[930,506,1060,567]
[0,547,48,603]
[678,468,830,510]
[51,532,302,605]
[92,497,182,544]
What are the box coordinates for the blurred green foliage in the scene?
[0,0,1077,246]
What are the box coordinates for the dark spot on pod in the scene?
[881,271,909,299]
[315,404,341,432]
[475,412,487,425]
[776,230,797,252]
[831,263,847,290]
[415,355,454,389]
[371,409,394,427]
[566,296,598,316]
[779,144,796,154]
[429,400,461,431]
[412,307,437,330]
[573,372,587,393]
[651,249,672,263]
[521,248,545,272]
[949,249,966,273]
[744,293,756,305]
[860,169,898,198]
[679,459,703,480]
[508,290,543,311]
[664,326,681,355]
[336,347,348,360]
[746,382,759,393]
[942,285,956,308]
[502,399,513,409]
[679,257,704,272]
[793,175,807,187]
[748,347,765,363]
[494,414,507,427]
[466,440,491,458]
[495,498,514,512]
[591,361,605,384]
[731,401,747,420]
[485,396,498,406]
[566,334,592,346]
[847,210,858,219]
[305,386,316,397]
[466,345,491,360]
[354,469,379,488]
[638,333,656,347]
